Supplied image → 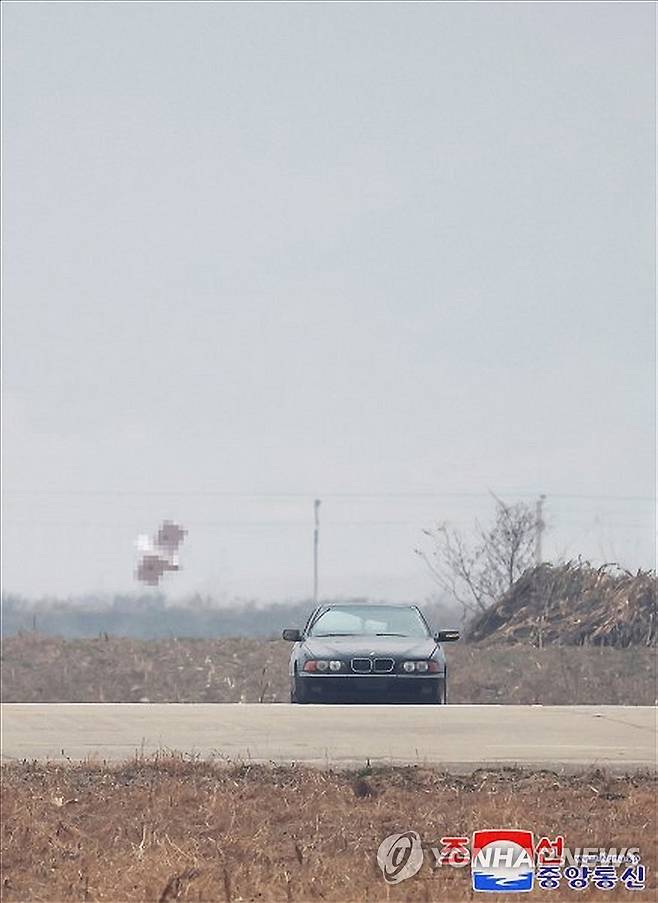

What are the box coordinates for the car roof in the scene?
[315,601,419,609]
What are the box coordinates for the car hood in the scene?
[302,635,439,659]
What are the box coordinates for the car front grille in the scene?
[373,658,395,672]
[351,658,373,673]
[350,658,396,673]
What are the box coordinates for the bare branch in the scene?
[417,497,537,619]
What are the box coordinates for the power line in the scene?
[3,519,653,530]
[3,489,654,502]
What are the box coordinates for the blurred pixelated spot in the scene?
[135,521,186,586]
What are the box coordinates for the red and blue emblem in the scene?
[471,830,535,892]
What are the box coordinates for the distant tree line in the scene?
[1,594,460,640]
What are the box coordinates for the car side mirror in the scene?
[435,630,460,643]
[282,628,302,642]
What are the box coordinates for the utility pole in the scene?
[313,499,321,605]
[535,494,546,565]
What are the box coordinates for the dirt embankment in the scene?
[2,633,655,705]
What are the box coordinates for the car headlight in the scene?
[303,660,343,673]
[402,661,441,673]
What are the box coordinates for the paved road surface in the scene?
[2,704,655,772]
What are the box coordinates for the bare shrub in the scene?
[416,496,537,618]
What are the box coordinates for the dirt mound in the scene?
[466,561,656,647]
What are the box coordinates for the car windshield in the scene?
[308,605,430,638]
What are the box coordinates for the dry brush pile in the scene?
[467,562,657,648]
[1,758,656,902]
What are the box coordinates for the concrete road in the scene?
[2,704,656,772]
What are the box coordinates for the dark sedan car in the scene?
[283,601,459,704]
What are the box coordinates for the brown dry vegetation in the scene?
[1,758,655,903]
[467,563,656,647]
[2,633,656,705]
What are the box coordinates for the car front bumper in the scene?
[297,673,444,701]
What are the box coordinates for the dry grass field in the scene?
[1,758,655,902]
[2,633,656,705]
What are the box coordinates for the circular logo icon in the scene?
[377,831,424,884]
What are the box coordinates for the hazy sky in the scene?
[3,2,655,601]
